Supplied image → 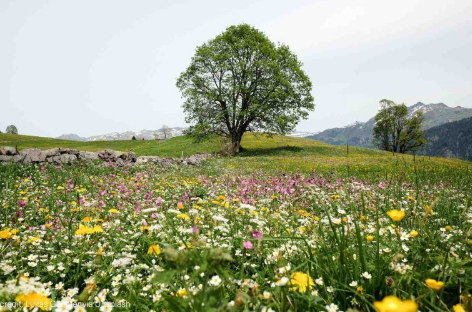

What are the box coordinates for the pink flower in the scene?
[250,230,263,240]
[243,241,253,249]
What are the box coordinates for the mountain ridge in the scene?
[307,102,472,147]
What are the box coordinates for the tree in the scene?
[131,135,137,140]
[176,24,314,154]
[158,125,172,140]
[372,99,426,154]
[5,125,18,134]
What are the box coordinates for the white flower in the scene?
[275,277,289,286]
[209,275,222,286]
[74,305,86,312]
[315,277,323,285]
[47,265,55,272]
[212,216,229,222]
[349,281,358,287]
[100,302,113,312]
[325,303,339,312]
[362,272,372,280]
[55,300,73,312]
[263,291,271,299]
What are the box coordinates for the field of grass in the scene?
[0,133,471,312]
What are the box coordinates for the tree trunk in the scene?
[230,140,240,155]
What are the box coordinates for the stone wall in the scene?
[0,146,211,166]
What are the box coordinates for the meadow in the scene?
[0,134,471,312]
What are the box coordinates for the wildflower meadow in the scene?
[0,150,471,312]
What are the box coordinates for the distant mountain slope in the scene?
[419,116,472,161]
[308,102,472,147]
[56,127,187,141]
[56,134,86,141]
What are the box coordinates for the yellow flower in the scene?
[425,279,444,290]
[289,272,314,293]
[445,226,452,231]
[374,296,417,312]
[366,235,375,242]
[453,304,466,312]
[177,202,184,210]
[92,225,103,233]
[75,225,103,235]
[140,226,151,232]
[217,195,226,201]
[108,208,119,214]
[27,237,41,243]
[15,293,52,311]
[410,230,419,237]
[82,217,91,222]
[147,245,161,255]
[57,186,64,190]
[0,229,12,239]
[176,288,188,297]
[176,213,190,220]
[387,210,406,222]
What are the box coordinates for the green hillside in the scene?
[1,132,469,179]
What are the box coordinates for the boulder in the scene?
[115,158,125,167]
[136,156,161,164]
[0,146,17,155]
[42,148,60,157]
[20,149,47,163]
[50,154,77,164]
[0,155,14,163]
[58,148,79,155]
[98,149,117,161]
[128,151,137,162]
[78,151,99,161]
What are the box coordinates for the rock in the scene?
[50,154,77,164]
[115,158,125,167]
[42,148,60,157]
[13,155,25,163]
[78,151,99,161]
[0,155,14,163]
[0,146,17,155]
[128,151,137,162]
[20,149,47,163]
[58,148,79,155]
[136,156,159,164]
[98,149,117,161]
[186,155,201,165]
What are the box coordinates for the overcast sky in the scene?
[1,0,472,138]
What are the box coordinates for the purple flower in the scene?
[18,200,26,208]
[192,225,198,233]
[243,241,253,249]
[250,230,263,240]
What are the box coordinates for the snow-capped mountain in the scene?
[307,102,472,147]
[57,127,187,141]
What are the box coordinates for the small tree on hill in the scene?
[160,125,172,140]
[373,99,426,154]
[132,135,137,140]
[5,125,18,134]
[177,24,314,154]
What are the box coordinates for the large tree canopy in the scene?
[176,24,314,154]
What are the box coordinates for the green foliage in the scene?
[5,125,18,135]
[373,99,426,154]
[176,24,314,153]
